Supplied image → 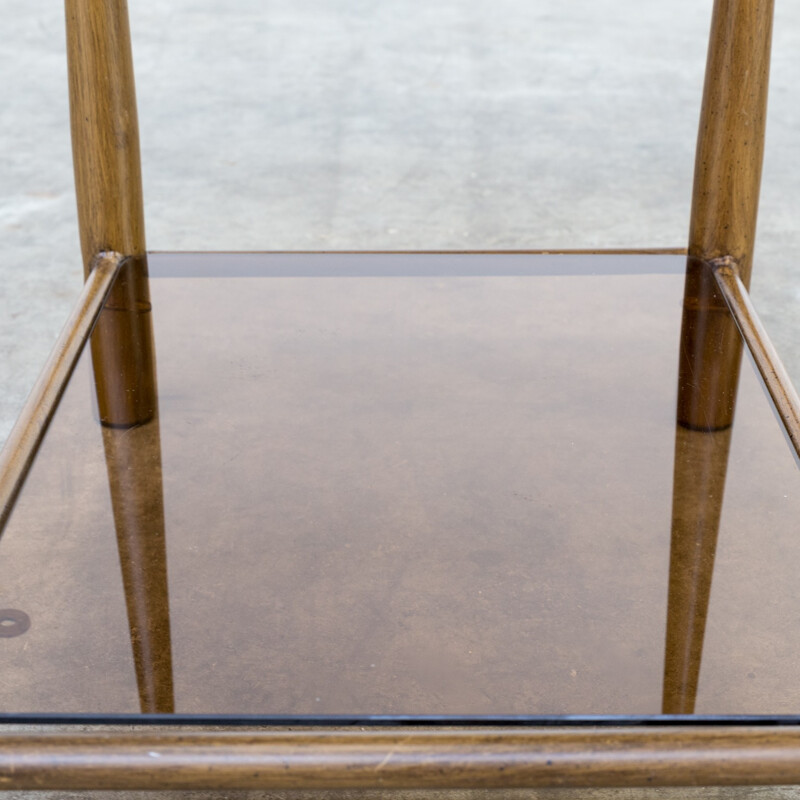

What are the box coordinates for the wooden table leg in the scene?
[66,0,174,712]
[663,0,774,714]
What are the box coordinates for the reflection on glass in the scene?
[92,256,174,714]
[6,253,797,716]
[663,257,744,714]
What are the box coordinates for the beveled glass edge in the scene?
[4,713,800,727]
[146,251,688,278]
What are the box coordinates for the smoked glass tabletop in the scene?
[1,252,798,721]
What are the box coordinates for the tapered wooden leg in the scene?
[663,0,774,714]
[101,419,175,713]
[663,422,732,713]
[66,0,174,712]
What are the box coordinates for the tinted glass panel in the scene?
[0,253,797,717]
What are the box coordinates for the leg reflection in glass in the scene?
[93,257,175,714]
[663,259,741,714]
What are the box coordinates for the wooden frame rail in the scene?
[2,727,800,789]
[0,252,124,535]
[711,256,800,461]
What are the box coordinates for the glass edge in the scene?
[146,251,688,279]
[3,713,800,727]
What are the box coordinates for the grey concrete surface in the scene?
[1,0,800,798]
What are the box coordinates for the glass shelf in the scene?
[1,252,797,722]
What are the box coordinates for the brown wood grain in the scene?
[678,0,775,432]
[663,0,776,716]
[65,1,171,710]
[66,0,157,428]
[65,0,145,269]
[688,0,775,277]
[1,728,800,789]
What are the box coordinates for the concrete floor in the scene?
[1,0,800,797]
